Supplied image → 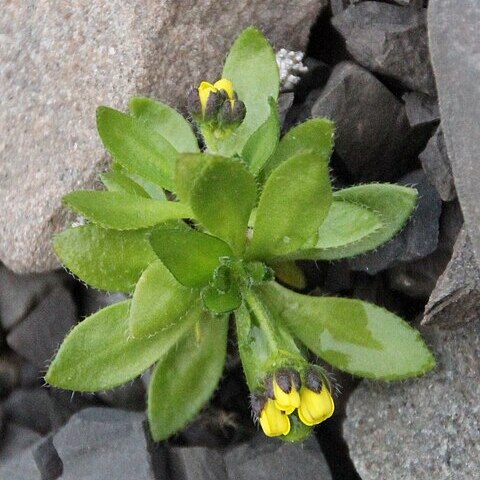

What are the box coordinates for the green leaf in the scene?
[189,154,257,254]
[296,184,418,260]
[202,284,242,314]
[250,151,332,260]
[242,97,280,175]
[64,191,192,230]
[220,27,279,155]
[150,229,233,288]
[129,260,197,338]
[259,282,435,380]
[129,97,199,153]
[54,225,157,292]
[46,300,201,391]
[315,201,383,249]
[174,153,207,205]
[263,118,335,180]
[97,106,178,191]
[100,171,149,197]
[148,313,228,441]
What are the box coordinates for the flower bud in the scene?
[259,398,291,437]
[218,100,246,126]
[273,368,301,414]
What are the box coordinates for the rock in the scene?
[7,284,77,368]
[32,436,63,480]
[349,170,442,274]
[0,424,42,479]
[169,446,228,480]
[77,286,127,318]
[332,2,435,95]
[402,92,440,129]
[224,434,332,479]
[0,265,64,330]
[53,407,155,479]
[344,318,480,479]
[419,127,455,201]
[0,353,22,398]
[429,0,480,267]
[96,377,146,411]
[4,388,64,435]
[277,92,294,127]
[423,229,480,328]
[0,0,328,274]
[309,62,415,182]
[331,0,424,13]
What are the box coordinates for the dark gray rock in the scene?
[169,446,228,480]
[429,0,480,267]
[277,92,294,127]
[32,436,63,480]
[423,229,480,328]
[0,424,42,479]
[78,287,127,318]
[224,434,332,479]
[53,407,155,479]
[419,127,455,201]
[0,265,63,330]
[7,284,77,368]
[402,92,440,129]
[310,61,414,182]
[349,170,442,274]
[344,318,480,479]
[332,2,435,95]
[96,378,145,411]
[0,352,22,397]
[4,388,62,434]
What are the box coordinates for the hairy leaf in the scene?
[129,260,197,338]
[54,225,157,292]
[64,191,192,230]
[150,229,233,288]
[220,27,279,155]
[250,151,332,260]
[242,97,280,175]
[129,97,199,153]
[148,312,228,441]
[46,300,200,391]
[263,118,334,179]
[189,155,257,254]
[296,184,418,260]
[100,171,149,197]
[97,107,177,191]
[259,283,435,380]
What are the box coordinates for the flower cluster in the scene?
[251,367,334,437]
[187,78,246,127]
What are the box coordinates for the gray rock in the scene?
[0,0,328,274]
[96,377,145,411]
[4,388,63,434]
[344,318,480,479]
[0,265,63,330]
[277,92,294,127]
[169,446,228,480]
[79,287,127,318]
[224,434,332,479]
[402,91,440,129]
[332,2,435,95]
[310,61,414,182]
[53,407,155,479]
[0,424,42,479]
[423,229,480,328]
[32,436,63,480]
[331,0,424,13]
[429,0,480,267]
[0,352,22,397]
[419,127,455,201]
[349,170,442,274]
[7,284,77,368]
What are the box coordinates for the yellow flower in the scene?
[272,369,301,415]
[259,399,291,437]
[213,78,235,101]
[297,385,334,426]
[198,81,219,117]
